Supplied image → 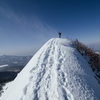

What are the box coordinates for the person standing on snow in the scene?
[58,32,61,38]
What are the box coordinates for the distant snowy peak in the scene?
[95,52,100,55]
[1,38,100,100]
[0,64,8,68]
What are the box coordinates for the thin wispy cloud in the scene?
[0,6,21,24]
[0,6,58,55]
[0,6,57,38]
[0,0,100,55]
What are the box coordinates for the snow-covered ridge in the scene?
[1,38,100,100]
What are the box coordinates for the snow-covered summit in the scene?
[1,38,100,100]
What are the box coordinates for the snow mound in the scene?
[1,38,100,100]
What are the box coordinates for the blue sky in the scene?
[0,0,100,55]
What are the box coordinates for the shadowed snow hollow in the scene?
[1,38,100,100]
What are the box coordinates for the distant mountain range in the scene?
[0,55,32,72]
[0,55,33,96]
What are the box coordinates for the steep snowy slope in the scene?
[1,38,100,100]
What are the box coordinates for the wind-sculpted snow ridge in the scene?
[1,38,100,100]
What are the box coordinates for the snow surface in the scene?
[1,38,100,100]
